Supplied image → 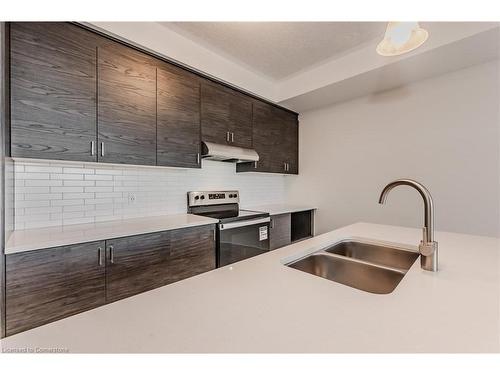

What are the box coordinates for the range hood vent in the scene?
[201,141,259,163]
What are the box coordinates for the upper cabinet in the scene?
[157,63,201,168]
[201,80,253,149]
[97,40,157,165]
[8,22,298,174]
[237,101,299,174]
[10,22,98,162]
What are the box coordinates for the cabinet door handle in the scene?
[98,247,103,266]
[197,153,200,164]
[270,218,274,229]
[231,132,234,143]
[226,131,230,142]
[90,141,96,156]
[109,245,114,264]
[100,142,105,157]
[284,162,287,171]
[254,161,258,169]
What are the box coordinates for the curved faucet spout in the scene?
[378,179,438,271]
[378,179,434,242]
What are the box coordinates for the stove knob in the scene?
[228,194,233,198]
[194,195,199,200]
[233,194,238,198]
[200,195,205,200]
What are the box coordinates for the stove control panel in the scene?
[187,190,239,207]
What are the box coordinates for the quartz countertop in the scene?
[5,214,219,254]
[1,222,498,353]
[243,203,316,216]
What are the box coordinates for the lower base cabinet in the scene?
[5,241,106,336]
[5,224,215,336]
[106,225,215,303]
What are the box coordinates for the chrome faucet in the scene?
[378,179,438,272]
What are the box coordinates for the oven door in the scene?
[218,217,271,267]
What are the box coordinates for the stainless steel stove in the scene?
[187,191,270,267]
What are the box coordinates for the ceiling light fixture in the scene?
[376,22,429,56]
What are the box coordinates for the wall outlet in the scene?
[127,193,136,205]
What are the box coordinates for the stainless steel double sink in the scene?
[286,240,419,294]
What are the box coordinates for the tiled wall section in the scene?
[5,158,15,239]
[13,158,288,230]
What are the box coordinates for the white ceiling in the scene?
[91,22,499,111]
[160,22,386,80]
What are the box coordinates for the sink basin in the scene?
[286,240,419,294]
[324,240,418,271]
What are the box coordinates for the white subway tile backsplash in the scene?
[63,180,96,187]
[85,174,113,181]
[63,167,95,174]
[51,186,84,193]
[51,199,85,206]
[26,179,63,187]
[51,173,83,180]
[25,165,63,173]
[13,158,286,229]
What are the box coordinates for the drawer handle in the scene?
[109,245,114,264]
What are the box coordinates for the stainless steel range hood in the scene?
[201,141,259,163]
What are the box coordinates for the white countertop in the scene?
[1,222,499,353]
[5,214,219,254]
[244,203,316,216]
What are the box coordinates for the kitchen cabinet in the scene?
[10,22,98,162]
[201,80,253,148]
[5,241,106,336]
[167,225,216,283]
[5,224,215,335]
[157,63,201,168]
[105,231,172,302]
[237,101,299,174]
[8,22,298,171]
[269,214,291,250]
[106,225,215,302]
[97,40,157,165]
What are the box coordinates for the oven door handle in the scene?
[219,217,270,231]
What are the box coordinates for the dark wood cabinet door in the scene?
[105,231,171,303]
[10,22,98,161]
[5,241,106,336]
[167,225,215,284]
[105,225,215,302]
[98,40,156,165]
[280,110,299,175]
[201,81,252,148]
[237,101,284,173]
[270,213,292,250]
[237,101,298,174]
[157,63,201,168]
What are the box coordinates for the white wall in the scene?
[13,159,287,230]
[286,61,500,237]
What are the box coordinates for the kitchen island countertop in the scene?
[1,222,498,353]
